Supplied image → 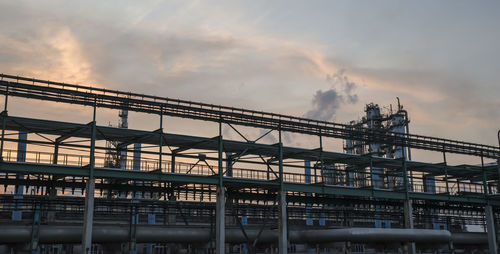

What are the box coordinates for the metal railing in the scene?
[2,148,495,196]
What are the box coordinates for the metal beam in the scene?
[1,74,498,158]
[216,120,225,254]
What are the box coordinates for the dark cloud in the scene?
[305,69,358,121]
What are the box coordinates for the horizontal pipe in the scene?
[451,232,492,245]
[299,228,451,243]
[0,225,454,244]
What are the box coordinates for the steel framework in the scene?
[0,74,499,254]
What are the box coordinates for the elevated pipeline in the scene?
[0,225,452,244]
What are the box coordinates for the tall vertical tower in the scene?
[365,103,384,188]
[118,109,128,170]
[103,108,129,198]
[344,100,411,229]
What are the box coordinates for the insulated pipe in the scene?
[0,225,452,244]
[451,232,497,245]
[299,228,450,244]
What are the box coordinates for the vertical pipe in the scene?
[218,120,223,184]
[481,153,488,195]
[48,141,59,223]
[497,130,500,194]
[279,125,283,185]
[133,143,141,198]
[53,142,59,165]
[0,85,9,161]
[402,154,416,254]
[159,107,163,171]
[82,98,97,254]
[318,135,323,184]
[443,152,449,194]
[216,119,225,254]
[225,152,233,177]
[171,153,176,173]
[404,111,414,189]
[304,160,312,226]
[369,157,374,188]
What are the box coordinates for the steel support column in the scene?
[278,126,288,254]
[485,205,498,254]
[129,204,138,254]
[82,100,97,254]
[403,153,416,254]
[30,204,41,254]
[481,154,488,195]
[497,130,500,194]
[278,190,287,254]
[216,120,225,254]
[159,107,163,171]
[443,151,449,194]
[53,142,59,164]
[0,85,8,161]
[216,187,225,254]
[403,199,416,254]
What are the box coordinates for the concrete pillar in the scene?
[129,205,138,254]
[82,179,95,254]
[279,190,288,254]
[216,187,225,254]
[82,104,97,254]
[403,199,416,254]
[485,205,498,254]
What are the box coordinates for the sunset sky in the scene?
[0,1,499,164]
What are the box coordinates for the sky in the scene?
[0,1,499,163]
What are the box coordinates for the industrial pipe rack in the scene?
[0,74,499,254]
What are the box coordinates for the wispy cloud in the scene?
[0,0,498,148]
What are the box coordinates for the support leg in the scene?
[82,179,95,254]
[403,199,416,254]
[129,205,138,254]
[485,205,498,254]
[30,204,41,254]
[278,190,288,254]
[216,187,225,254]
[82,101,97,254]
